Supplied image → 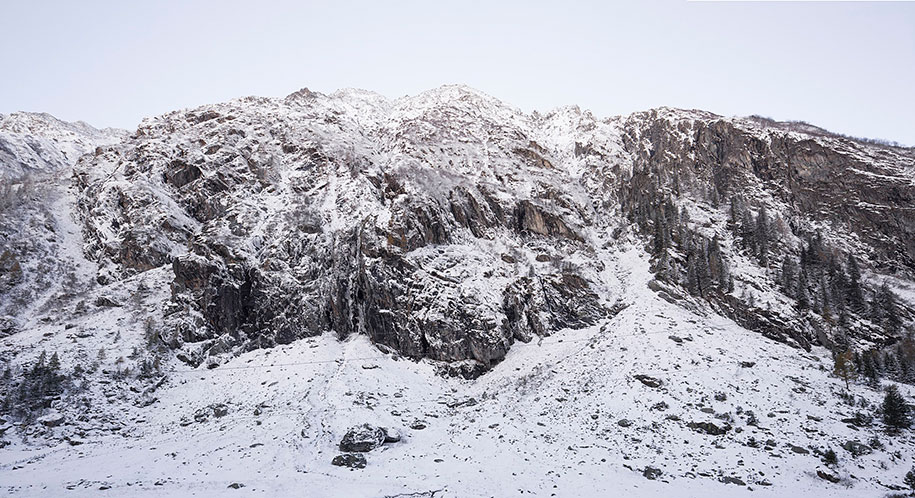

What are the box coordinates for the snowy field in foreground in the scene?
[2,248,912,497]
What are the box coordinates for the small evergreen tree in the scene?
[881,385,910,430]
[877,282,902,336]
[847,255,864,313]
[862,352,880,387]
[903,467,915,494]
[756,206,771,267]
[796,270,810,310]
[781,258,798,298]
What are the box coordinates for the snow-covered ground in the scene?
[3,245,911,497]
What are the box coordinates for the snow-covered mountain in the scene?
[1,86,914,497]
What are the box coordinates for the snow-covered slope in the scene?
[0,114,127,334]
[0,112,126,179]
[1,87,915,497]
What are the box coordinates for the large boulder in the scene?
[339,424,387,452]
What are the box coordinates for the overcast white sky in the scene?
[1,1,913,144]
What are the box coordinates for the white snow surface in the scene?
[2,245,913,497]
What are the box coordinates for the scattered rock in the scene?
[332,453,367,469]
[841,440,872,457]
[739,361,756,368]
[789,445,810,455]
[817,469,840,484]
[668,335,683,343]
[193,403,229,422]
[633,374,663,388]
[66,436,85,446]
[720,476,746,486]
[94,296,122,307]
[410,420,427,430]
[340,424,387,452]
[383,428,401,443]
[650,401,669,411]
[617,419,633,427]
[687,421,731,436]
[38,413,65,427]
[227,482,246,489]
[642,466,663,480]
[446,398,478,409]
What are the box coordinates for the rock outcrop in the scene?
[63,86,914,371]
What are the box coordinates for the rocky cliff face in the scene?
[64,86,914,372]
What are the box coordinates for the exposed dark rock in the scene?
[94,296,121,308]
[650,401,669,411]
[340,424,387,452]
[37,413,64,427]
[193,403,229,423]
[687,421,731,436]
[789,445,810,455]
[817,469,841,484]
[642,466,663,480]
[332,453,367,469]
[382,429,401,444]
[720,476,746,486]
[841,440,872,457]
[633,374,663,388]
[515,200,582,242]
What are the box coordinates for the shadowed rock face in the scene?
[71,88,914,370]
[620,111,915,272]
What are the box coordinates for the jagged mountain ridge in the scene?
[68,85,915,370]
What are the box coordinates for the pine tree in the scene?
[728,196,742,229]
[686,254,700,296]
[652,213,670,255]
[781,258,798,298]
[796,270,810,310]
[877,282,902,335]
[847,255,864,313]
[742,209,756,254]
[756,206,771,267]
[696,240,712,296]
[881,385,910,430]
[48,352,60,371]
[863,352,880,387]
[904,467,915,493]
